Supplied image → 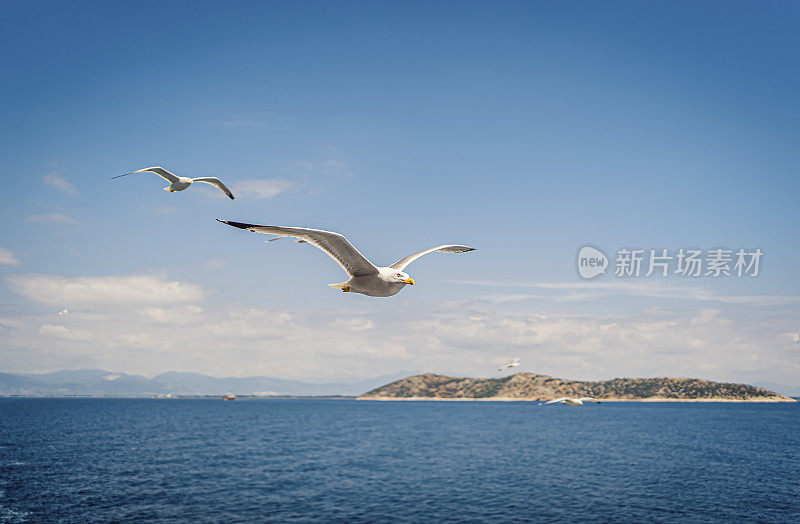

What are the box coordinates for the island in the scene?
[359,373,796,402]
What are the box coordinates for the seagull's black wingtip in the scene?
[217,219,252,230]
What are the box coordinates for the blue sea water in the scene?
[0,399,798,523]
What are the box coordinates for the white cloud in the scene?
[202,257,228,270]
[26,213,78,224]
[715,295,800,306]
[0,247,21,266]
[5,274,204,307]
[42,172,80,197]
[1,296,797,389]
[219,156,350,202]
[339,318,374,331]
[1,272,797,389]
[140,305,204,325]
[455,280,800,306]
[234,179,293,199]
[394,307,800,384]
[202,308,294,339]
[38,323,93,341]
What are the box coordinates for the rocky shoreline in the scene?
[360,396,795,402]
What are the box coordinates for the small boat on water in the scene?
[222,393,236,401]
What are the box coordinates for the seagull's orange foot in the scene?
[342,286,351,292]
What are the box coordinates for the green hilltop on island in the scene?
[359,373,796,402]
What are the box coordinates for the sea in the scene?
[0,398,798,523]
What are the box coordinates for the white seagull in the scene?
[792,333,799,343]
[498,358,520,371]
[218,219,475,297]
[110,167,235,200]
[541,397,601,406]
[57,307,69,316]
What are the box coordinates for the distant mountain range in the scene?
[0,369,410,397]
[361,373,797,402]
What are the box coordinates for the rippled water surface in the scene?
[1,398,798,522]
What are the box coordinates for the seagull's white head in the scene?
[387,270,414,285]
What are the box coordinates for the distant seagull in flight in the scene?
[57,307,69,316]
[793,333,800,343]
[541,397,601,406]
[498,358,520,371]
[110,167,235,200]
[218,219,475,297]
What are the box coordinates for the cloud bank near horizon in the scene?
[1,271,798,388]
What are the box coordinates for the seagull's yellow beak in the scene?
[404,278,415,285]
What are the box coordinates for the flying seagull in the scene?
[541,397,601,406]
[57,307,69,316]
[498,358,520,371]
[110,167,235,200]
[792,333,799,343]
[218,220,475,297]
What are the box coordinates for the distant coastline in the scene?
[359,373,797,402]
[1,395,795,402]
[0,369,406,397]
[0,395,357,400]
[1,369,796,401]
[360,396,795,403]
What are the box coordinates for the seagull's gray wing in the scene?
[109,166,180,183]
[390,245,475,271]
[217,220,379,277]
[543,398,568,405]
[579,397,601,403]
[193,177,235,200]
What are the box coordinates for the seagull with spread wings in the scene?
[218,219,475,297]
[497,358,520,372]
[110,167,235,200]
[541,397,601,406]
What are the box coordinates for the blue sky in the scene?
[1,1,799,390]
